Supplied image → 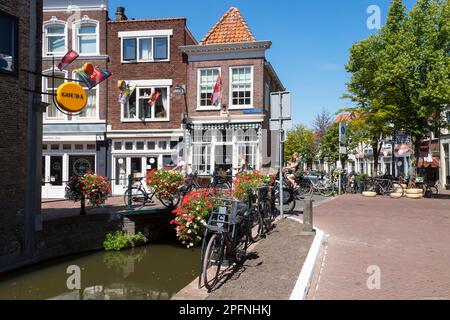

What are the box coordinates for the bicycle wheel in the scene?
[260,198,274,235]
[274,187,295,214]
[158,189,181,208]
[123,188,146,210]
[248,207,264,243]
[298,181,313,197]
[203,233,224,292]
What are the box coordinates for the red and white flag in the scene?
[57,50,79,71]
[148,92,161,107]
[210,74,222,106]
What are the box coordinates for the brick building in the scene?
[0,0,43,271]
[106,7,197,195]
[41,0,109,198]
[180,7,284,175]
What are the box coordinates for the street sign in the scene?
[270,92,291,119]
[339,146,347,154]
[339,122,347,143]
[270,119,293,131]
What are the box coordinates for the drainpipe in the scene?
[24,0,43,260]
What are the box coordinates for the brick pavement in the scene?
[307,191,450,300]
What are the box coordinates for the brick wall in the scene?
[186,58,265,117]
[107,19,190,131]
[0,0,42,258]
[42,9,109,120]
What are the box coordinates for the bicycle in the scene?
[366,177,404,196]
[254,185,276,239]
[308,176,336,197]
[123,177,156,210]
[200,190,257,292]
[421,182,439,198]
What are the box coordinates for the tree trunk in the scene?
[372,141,382,177]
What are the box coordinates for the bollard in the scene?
[300,196,315,236]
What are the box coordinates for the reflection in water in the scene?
[0,243,200,300]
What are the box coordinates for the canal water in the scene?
[0,243,200,300]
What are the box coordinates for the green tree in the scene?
[284,125,318,168]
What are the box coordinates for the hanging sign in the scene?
[56,82,88,113]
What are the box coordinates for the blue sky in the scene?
[109,0,417,128]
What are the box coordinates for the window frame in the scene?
[43,18,67,57]
[72,18,100,56]
[121,85,171,122]
[229,65,254,110]
[197,67,221,111]
[72,71,99,120]
[0,10,18,76]
[42,68,68,121]
[120,35,170,63]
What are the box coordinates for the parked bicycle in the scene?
[200,190,257,292]
[123,176,182,210]
[123,177,156,210]
[366,177,405,196]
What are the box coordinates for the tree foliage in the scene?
[344,0,450,175]
[285,125,319,166]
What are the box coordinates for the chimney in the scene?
[115,7,128,21]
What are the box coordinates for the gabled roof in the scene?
[199,7,256,45]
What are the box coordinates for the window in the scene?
[0,12,18,74]
[136,142,144,150]
[74,74,98,119]
[230,66,253,108]
[123,87,169,121]
[51,144,60,150]
[86,144,96,150]
[193,145,212,175]
[76,23,98,55]
[75,144,84,150]
[125,142,133,150]
[44,70,65,119]
[198,68,220,108]
[74,73,97,118]
[159,141,167,150]
[154,37,168,60]
[121,36,169,62]
[114,142,122,150]
[123,38,137,61]
[44,21,66,55]
[147,141,156,150]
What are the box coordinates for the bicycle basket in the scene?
[207,198,246,233]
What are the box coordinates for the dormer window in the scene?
[44,19,66,55]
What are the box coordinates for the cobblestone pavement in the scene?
[307,192,450,300]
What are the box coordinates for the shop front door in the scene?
[42,155,65,199]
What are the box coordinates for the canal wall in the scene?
[35,213,123,263]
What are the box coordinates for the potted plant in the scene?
[66,173,111,215]
[232,171,271,202]
[171,189,216,248]
[146,169,184,207]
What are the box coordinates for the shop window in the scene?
[69,155,95,177]
[147,141,156,150]
[163,155,175,168]
[136,142,144,150]
[75,144,84,150]
[0,11,18,75]
[125,142,133,150]
[86,144,96,150]
[63,144,72,150]
[51,144,60,150]
[159,141,167,150]
[114,142,122,150]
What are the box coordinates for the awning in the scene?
[417,156,440,168]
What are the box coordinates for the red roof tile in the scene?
[200,7,256,45]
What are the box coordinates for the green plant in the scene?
[103,231,148,251]
[171,189,216,248]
